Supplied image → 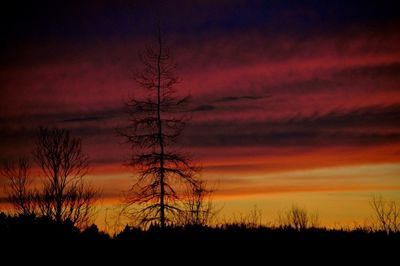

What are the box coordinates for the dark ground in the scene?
[1,213,398,264]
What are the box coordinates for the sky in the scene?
[1,0,400,228]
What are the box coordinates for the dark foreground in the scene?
[1,213,398,264]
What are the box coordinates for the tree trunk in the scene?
[54,170,62,223]
[156,27,166,229]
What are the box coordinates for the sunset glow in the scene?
[1,1,399,230]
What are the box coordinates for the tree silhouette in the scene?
[119,26,199,228]
[1,158,35,216]
[33,127,97,227]
[370,196,400,234]
[277,205,319,230]
[180,180,217,226]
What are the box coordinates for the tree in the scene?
[33,127,97,227]
[119,26,199,228]
[180,181,217,226]
[370,196,400,234]
[277,205,319,230]
[1,158,35,216]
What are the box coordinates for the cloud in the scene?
[337,62,400,78]
[62,116,106,123]
[60,107,125,124]
[191,105,216,112]
[284,103,400,129]
[183,104,400,147]
[213,95,268,103]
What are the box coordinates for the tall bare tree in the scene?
[33,127,97,227]
[1,158,35,216]
[119,27,199,228]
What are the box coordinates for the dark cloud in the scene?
[62,116,106,123]
[290,104,400,128]
[334,62,400,82]
[1,102,399,158]
[183,104,400,147]
[184,130,400,148]
[272,78,340,93]
[191,94,269,112]
[214,95,268,103]
[0,107,125,159]
[270,62,400,95]
[191,105,216,112]
[0,107,124,128]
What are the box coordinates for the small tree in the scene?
[226,205,263,228]
[119,26,199,228]
[180,181,217,226]
[370,196,400,234]
[277,205,319,230]
[33,127,97,227]
[1,158,35,216]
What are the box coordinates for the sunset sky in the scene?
[1,0,400,228]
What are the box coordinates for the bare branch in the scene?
[1,158,36,216]
[32,127,98,227]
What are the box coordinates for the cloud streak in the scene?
[182,104,400,148]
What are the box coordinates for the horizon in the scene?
[1,0,400,230]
